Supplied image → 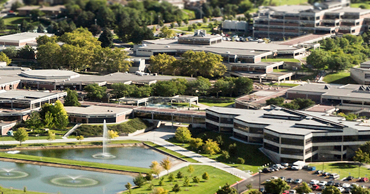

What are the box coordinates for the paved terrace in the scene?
[235,86,289,109]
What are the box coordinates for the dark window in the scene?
[250,127,263,134]
[135,112,152,119]
[249,137,263,144]
[264,143,279,153]
[344,135,370,142]
[206,122,219,132]
[313,136,342,143]
[153,114,172,121]
[234,132,248,141]
[281,138,303,146]
[312,146,318,151]
[206,113,219,123]
[234,123,249,132]
[305,138,312,145]
[220,117,234,124]
[305,148,311,155]
[264,133,279,143]
[220,127,233,133]
[88,117,115,123]
[281,148,303,156]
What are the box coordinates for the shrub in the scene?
[133,173,146,187]
[192,176,200,183]
[159,177,164,186]
[172,184,181,192]
[237,157,245,164]
[168,173,175,182]
[221,150,230,160]
[177,171,184,179]
[202,172,209,180]
[183,176,190,187]
[146,173,154,181]
[175,127,192,142]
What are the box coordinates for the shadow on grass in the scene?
[329,163,358,169]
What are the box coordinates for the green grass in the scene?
[127,165,241,194]
[270,0,307,6]
[323,71,357,84]
[171,102,199,108]
[351,3,370,9]
[3,17,30,26]
[272,83,300,87]
[309,162,370,179]
[273,68,292,72]
[0,135,63,141]
[182,9,196,20]
[0,152,149,174]
[168,131,270,173]
[200,102,235,107]
[176,23,215,34]
[262,58,301,63]
[144,142,199,163]
[0,186,46,194]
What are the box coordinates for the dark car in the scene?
[262,168,272,173]
[334,182,341,187]
[326,181,334,186]
[347,176,354,181]
[259,187,266,193]
[286,178,293,183]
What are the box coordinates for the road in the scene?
[1,125,253,181]
[0,0,23,17]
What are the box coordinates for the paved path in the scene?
[1,125,252,180]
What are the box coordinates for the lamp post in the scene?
[259,170,262,191]
[158,15,160,26]
[95,19,97,26]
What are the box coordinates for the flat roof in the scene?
[0,90,65,101]
[21,69,80,80]
[65,106,132,116]
[0,33,51,42]
[267,5,313,13]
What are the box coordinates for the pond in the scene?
[21,146,168,168]
[0,160,133,194]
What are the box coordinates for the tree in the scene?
[150,161,162,177]
[84,84,107,100]
[360,141,370,153]
[37,42,61,69]
[133,173,145,187]
[11,1,23,11]
[306,50,329,70]
[153,187,168,194]
[353,148,370,164]
[98,28,113,48]
[266,97,284,106]
[44,111,54,129]
[13,128,29,145]
[108,130,119,139]
[228,143,237,157]
[292,98,315,110]
[146,173,154,181]
[192,176,200,183]
[125,182,132,193]
[322,186,341,194]
[186,77,211,96]
[264,179,290,194]
[149,53,176,74]
[282,103,299,110]
[64,89,81,106]
[53,100,69,129]
[189,138,203,150]
[18,45,35,59]
[237,157,245,164]
[47,131,56,141]
[351,185,370,194]
[216,183,238,194]
[202,172,209,180]
[25,111,43,133]
[76,135,84,143]
[175,127,192,142]
[36,35,58,46]
[221,150,230,160]
[234,77,253,96]
[187,165,194,175]
[216,135,224,147]
[296,182,312,194]
[2,47,18,58]
[152,81,178,97]
[183,176,190,187]
[0,52,11,65]
[93,47,132,73]
[160,26,175,38]
[248,190,262,194]
[168,173,175,182]
[177,171,184,179]
[160,157,172,174]
[172,184,181,193]
[89,24,101,36]
[202,139,220,155]
[0,18,5,31]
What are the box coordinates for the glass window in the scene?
[193,117,206,124]
[281,138,303,146]
[135,112,152,119]
[220,117,233,124]
[234,132,248,141]
[234,123,249,132]
[305,138,312,145]
[250,127,263,134]
[220,127,233,133]
[206,122,218,132]
[264,143,279,153]
[249,137,263,144]
[264,133,279,143]
[206,114,219,123]
[313,136,342,143]
[281,148,303,156]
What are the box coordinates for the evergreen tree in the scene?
[98,28,113,48]
[64,89,81,106]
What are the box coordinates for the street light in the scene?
[95,19,97,25]
[259,170,262,191]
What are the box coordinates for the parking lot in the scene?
[236,168,370,193]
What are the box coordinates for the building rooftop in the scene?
[0,90,65,101]
[267,5,313,13]
[20,69,80,80]
[0,33,51,42]
[65,105,132,116]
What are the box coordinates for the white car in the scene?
[351,183,359,188]
[342,183,351,188]
[310,180,319,185]
[318,181,327,186]
[271,176,279,180]
[294,179,303,184]
[337,187,345,192]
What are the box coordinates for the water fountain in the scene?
[50,175,99,187]
[0,168,29,179]
[92,120,116,159]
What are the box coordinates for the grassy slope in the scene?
[3,17,29,26]
[262,58,301,63]
[144,142,199,163]
[323,71,357,84]
[0,140,142,148]
[128,165,241,194]
[168,131,270,173]
[0,152,149,174]
[200,102,235,107]
[351,3,370,9]
[0,186,46,194]
[271,0,307,6]
[309,163,370,179]
[272,83,300,87]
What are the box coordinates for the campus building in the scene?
[65,106,133,124]
[350,60,370,84]
[17,5,65,16]
[253,0,370,40]
[206,106,370,163]
[136,30,304,81]
[0,32,52,47]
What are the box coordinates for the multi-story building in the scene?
[350,61,370,84]
[206,106,370,163]
[253,0,370,40]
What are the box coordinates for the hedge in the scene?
[74,118,152,137]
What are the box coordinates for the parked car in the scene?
[347,176,354,181]
[294,179,303,184]
[271,176,279,180]
[337,187,345,192]
[311,185,320,190]
[326,181,334,186]
[281,163,289,167]
[319,186,326,191]
[310,180,320,185]
[334,182,341,187]
[318,181,327,186]
[342,183,351,188]
[262,168,272,173]
[329,173,339,179]
[351,183,359,188]
[360,177,369,182]
[280,176,286,181]
[286,178,293,183]
[315,170,322,174]
[288,190,296,194]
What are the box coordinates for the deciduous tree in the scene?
[107,130,119,139]
[296,182,312,194]
[216,183,238,194]
[47,131,56,141]
[64,89,81,107]
[202,139,220,155]
[149,53,176,74]
[160,157,172,174]
[322,186,341,194]
[265,179,290,194]
[175,127,192,142]
[189,138,203,150]
[150,161,162,177]
[14,128,29,145]
[98,28,113,48]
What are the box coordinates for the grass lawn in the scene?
[0,152,150,174]
[351,3,370,9]
[200,102,235,107]
[0,135,63,141]
[127,165,241,194]
[0,186,46,194]
[272,83,300,87]
[144,142,199,163]
[171,102,199,108]
[309,162,370,179]
[323,71,357,84]
[270,0,307,6]
[176,23,214,34]
[3,17,30,26]
[182,9,196,20]
[273,68,292,72]
[168,131,270,174]
[262,58,301,63]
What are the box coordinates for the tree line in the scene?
[266,97,315,110]
[82,76,253,101]
[307,34,369,72]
